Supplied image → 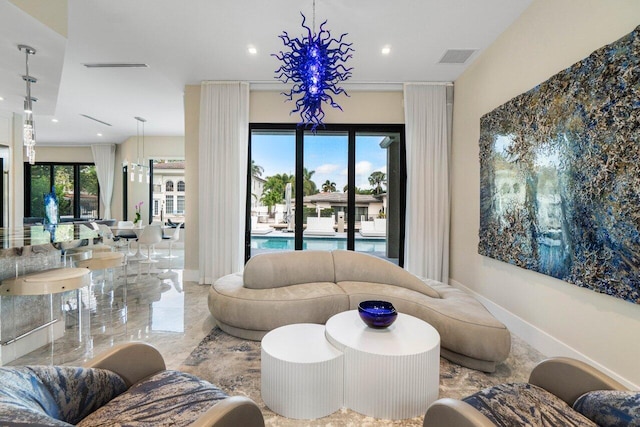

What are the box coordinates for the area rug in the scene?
[179,327,545,426]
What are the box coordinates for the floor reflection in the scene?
[6,248,214,369]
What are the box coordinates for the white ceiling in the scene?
[0,0,532,146]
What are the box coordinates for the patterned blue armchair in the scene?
[423,357,637,427]
[0,342,264,427]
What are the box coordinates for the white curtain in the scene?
[91,144,116,219]
[199,82,249,284]
[403,84,452,282]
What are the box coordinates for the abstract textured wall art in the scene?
[478,26,640,304]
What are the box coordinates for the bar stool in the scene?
[75,252,128,339]
[0,267,92,363]
[63,247,93,267]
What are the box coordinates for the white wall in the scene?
[250,90,404,124]
[37,146,93,163]
[451,0,640,387]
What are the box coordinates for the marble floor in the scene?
[7,248,215,370]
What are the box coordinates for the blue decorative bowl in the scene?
[357,300,398,329]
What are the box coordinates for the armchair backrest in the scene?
[0,366,127,425]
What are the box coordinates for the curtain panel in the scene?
[198,82,249,284]
[91,144,115,219]
[403,84,452,282]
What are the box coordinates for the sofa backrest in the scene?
[332,250,440,298]
[244,250,336,289]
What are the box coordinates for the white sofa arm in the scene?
[528,357,628,405]
[189,396,265,427]
[423,398,495,427]
[84,342,166,387]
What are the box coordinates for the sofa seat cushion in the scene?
[243,250,336,289]
[337,281,510,364]
[573,390,640,427]
[463,383,597,426]
[0,366,127,426]
[210,273,349,332]
[78,370,228,427]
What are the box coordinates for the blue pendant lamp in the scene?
[274,0,354,132]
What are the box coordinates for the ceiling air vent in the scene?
[83,63,149,68]
[80,114,112,126]
[438,49,477,64]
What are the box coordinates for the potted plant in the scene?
[134,201,143,226]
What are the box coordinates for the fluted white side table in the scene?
[261,323,343,419]
[325,310,441,419]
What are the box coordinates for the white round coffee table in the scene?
[261,323,343,419]
[325,310,440,419]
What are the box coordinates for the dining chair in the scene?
[163,222,183,259]
[137,225,163,264]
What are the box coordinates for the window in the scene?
[25,163,99,219]
[153,199,159,216]
[165,195,174,214]
[150,159,185,222]
[247,124,405,265]
[177,195,185,214]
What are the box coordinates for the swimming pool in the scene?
[251,235,387,253]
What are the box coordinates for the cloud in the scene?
[315,163,340,175]
[355,161,373,176]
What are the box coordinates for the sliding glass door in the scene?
[247,124,405,265]
[248,129,296,255]
[302,131,348,252]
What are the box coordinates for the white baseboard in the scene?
[448,278,638,390]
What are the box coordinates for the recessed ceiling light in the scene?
[248,46,257,55]
[97,133,103,137]
[0,96,4,101]
[381,46,391,55]
[51,118,58,123]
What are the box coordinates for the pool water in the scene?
[251,235,387,253]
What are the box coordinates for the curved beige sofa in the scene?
[209,250,510,372]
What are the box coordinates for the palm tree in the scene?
[368,171,387,195]
[303,168,318,195]
[261,173,294,213]
[251,160,264,178]
[322,180,337,193]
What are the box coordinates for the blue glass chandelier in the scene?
[274,1,353,131]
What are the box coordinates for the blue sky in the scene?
[252,133,387,190]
